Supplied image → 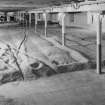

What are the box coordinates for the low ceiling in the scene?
[0,0,84,12]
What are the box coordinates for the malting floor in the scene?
[0,23,105,105]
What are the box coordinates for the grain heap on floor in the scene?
[0,34,76,84]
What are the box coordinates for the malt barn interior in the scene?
[0,0,105,105]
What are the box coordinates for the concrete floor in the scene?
[0,23,105,105]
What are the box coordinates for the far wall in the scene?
[87,12,105,31]
[36,11,105,32]
[61,12,87,26]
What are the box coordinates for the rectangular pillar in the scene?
[17,11,21,23]
[43,12,47,37]
[61,13,66,46]
[18,12,21,23]
[35,13,38,33]
[23,13,25,26]
[29,13,31,27]
[16,12,18,22]
[97,13,102,74]
[19,12,20,21]
[7,15,10,22]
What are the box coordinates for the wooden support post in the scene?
[25,12,28,35]
[17,12,19,22]
[29,13,31,27]
[20,12,22,23]
[25,13,28,29]
[20,12,23,24]
[18,12,21,23]
[7,13,10,22]
[62,13,66,46]
[17,11,21,23]
[35,13,38,33]
[43,12,47,37]
[23,13,25,27]
[97,13,102,74]
[18,12,20,22]
[23,13,25,25]
[16,12,18,22]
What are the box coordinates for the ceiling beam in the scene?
[28,0,105,13]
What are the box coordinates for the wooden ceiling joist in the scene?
[28,0,105,13]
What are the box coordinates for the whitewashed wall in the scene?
[37,13,43,21]
[58,12,88,26]
[36,13,57,21]
[87,12,98,25]
[87,12,105,31]
[49,13,58,22]
[73,12,87,25]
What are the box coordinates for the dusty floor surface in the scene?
[0,70,105,105]
[0,23,105,105]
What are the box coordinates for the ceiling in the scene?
[0,0,84,12]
